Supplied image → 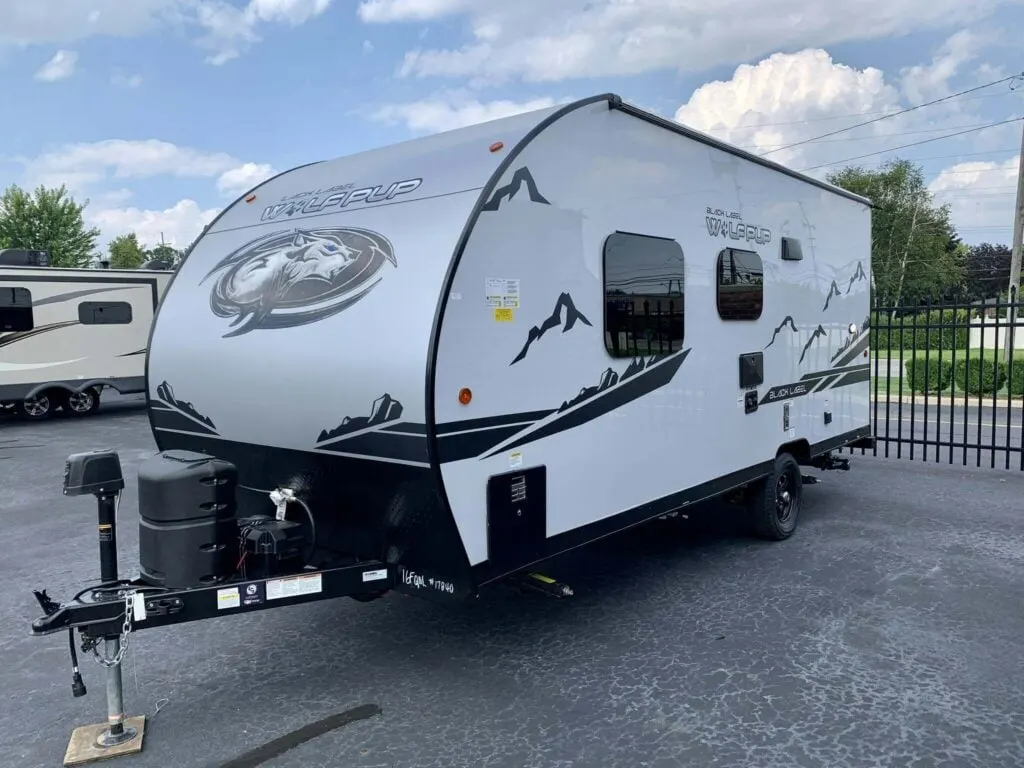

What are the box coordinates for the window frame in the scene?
[715,247,765,322]
[0,286,34,332]
[602,230,686,359]
[78,300,134,326]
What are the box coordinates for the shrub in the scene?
[870,309,970,351]
[904,358,953,393]
[1008,361,1024,397]
[953,358,1007,396]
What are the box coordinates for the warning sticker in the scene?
[217,586,240,610]
[494,308,514,322]
[509,450,523,468]
[485,278,520,309]
[266,572,322,601]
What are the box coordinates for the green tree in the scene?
[0,184,100,268]
[962,242,1013,302]
[146,243,183,267]
[108,232,146,269]
[827,158,964,307]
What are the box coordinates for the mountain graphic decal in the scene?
[481,349,691,459]
[799,325,828,365]
[510,291,592,365]
[822,281,842,311]
[831,314,872,365]
[151,381,218,435]
[317,393,404,443]
[482,166,550,211]
[846,261,867,293]
[764,316,798,350]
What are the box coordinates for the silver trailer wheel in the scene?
[16,393,55,420]
[65,387,101,416]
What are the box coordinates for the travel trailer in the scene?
[31,93,874,755]
[0,251,172,420]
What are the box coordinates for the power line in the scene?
[708,90,1021,131]
[741,122,1010,151]
[759,72,1024,157]
[798,117,1024,171]
[848,149,1019,174]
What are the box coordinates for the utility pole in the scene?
[1006,121,1024,365]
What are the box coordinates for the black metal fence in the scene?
[848,286,1024,470]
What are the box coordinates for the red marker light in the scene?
[489,142,504,153]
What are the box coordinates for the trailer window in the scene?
[716,248,764,321]
[603,232,685,358]
[79,301,133,325]
[0,287,33,332]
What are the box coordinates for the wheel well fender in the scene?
[776,439,811,466]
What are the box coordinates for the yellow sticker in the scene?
[494,308,514,322]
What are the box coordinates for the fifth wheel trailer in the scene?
[0,255,172,420]
[30,93,874,751]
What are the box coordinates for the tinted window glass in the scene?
[603,232,685,358]
[0,287,33,332]
[717,248,764,321]
[79,301,133,325]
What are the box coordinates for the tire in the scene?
[746,452,803,541]
[63,387,102,417]
[16,391,57,421]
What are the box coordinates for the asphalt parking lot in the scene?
[2,400,1023,768]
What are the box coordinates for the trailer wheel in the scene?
[16,392,56,421]
[747,452,802,541]
[63,387,102,417]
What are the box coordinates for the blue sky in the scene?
[1,0,1022,251]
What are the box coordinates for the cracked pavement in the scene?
[2,397,1023,767]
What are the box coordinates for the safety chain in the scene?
[87,590,135,668]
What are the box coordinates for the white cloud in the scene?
[369,91,564,133]
[0,1,175,45]
[1,0,332,65]
[899,29,985,103]
[674,49,906,170]
[87,199,220,251]
[111,73,143,88]
[928,156,1020,242]
[248,0,332,24]
[21,139,274,199]
[34,50,78,81]
[361,0,1018,84]
[216,162,277,195]
[357,0,472,23]
[192,0,334,65]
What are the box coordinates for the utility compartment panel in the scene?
[138,450,238,589]
[486,466,547,571]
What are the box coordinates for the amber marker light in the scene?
[489,141,504,153]
[458,388,473,405]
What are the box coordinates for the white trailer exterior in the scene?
[0,266,172,419]
[145,94,873,598]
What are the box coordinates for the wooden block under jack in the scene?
[63,717,146,766]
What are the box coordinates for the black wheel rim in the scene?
[775,471,795,524]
